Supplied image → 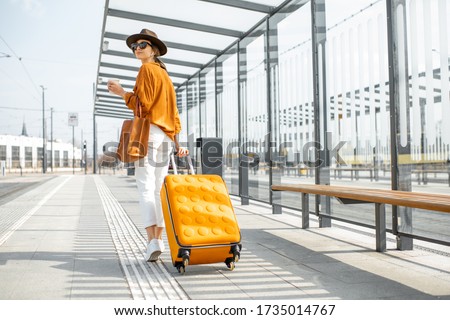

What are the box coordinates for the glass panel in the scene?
[399,0,450,243]
[325,0,390,180]
[270,0,314,210]
[244,0,287,6]
[200,63,216,137]
[104,0,271,86]
[96,0,302,159]
[406,0,449,178]
[240,24,270,202]
[217,45,239,195]
[318,0,391,227]
[109,0,266,33]
[105,17,237,55]
[187,77,200,155]
[176,85,188,148]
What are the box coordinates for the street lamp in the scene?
[102,40,109,52]
[40,85,47,174]
[0,52,11,58]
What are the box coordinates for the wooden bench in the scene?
[271,183,450,252]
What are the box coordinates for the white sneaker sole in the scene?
[147,250,162,262]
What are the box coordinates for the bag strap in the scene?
[135,97,143,118]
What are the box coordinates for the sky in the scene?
[0,0,382,159]
[1,0,447,159]
[0,0,118,156]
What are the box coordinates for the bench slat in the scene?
[272,184,450,213]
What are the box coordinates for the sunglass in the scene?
[131,42,153,51]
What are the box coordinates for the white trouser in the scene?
[134,124,173,228]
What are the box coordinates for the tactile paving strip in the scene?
[94,176,188,300]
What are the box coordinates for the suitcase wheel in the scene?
[231,244,241,263]
[176,255,190,274]
[233,251,240,263]
[225,258,235,271]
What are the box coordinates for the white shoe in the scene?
[157,239,165,253]
[145,239,161,262]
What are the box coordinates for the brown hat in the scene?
[126,29,167,56]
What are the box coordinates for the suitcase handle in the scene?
[170,152,195,175]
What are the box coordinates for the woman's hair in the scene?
[152,46,167,71]
[155,57,167,71]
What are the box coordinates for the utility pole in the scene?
[92,82,97,174]
[72,126,75,175]
[40,85,47,174]
[68,113,78,175]
[81,129,84,173]
[51,108,54,172]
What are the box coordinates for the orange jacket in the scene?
[123,62,181,141]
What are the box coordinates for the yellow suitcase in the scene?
[161,155,241,273]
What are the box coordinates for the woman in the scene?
[108,29,188,262]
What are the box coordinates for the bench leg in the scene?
[301,193,309,229]
[272,204,282,214]
[375,203,386,252]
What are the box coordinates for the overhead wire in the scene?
[0,106,43,112]
[19,56,96,67]
[0,33,62,116]
[0,65,41,103]
[0,34,42,97]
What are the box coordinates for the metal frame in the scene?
[311,0,331,227]
[104,31,221,55]
[238,39,248,206]
[386,0,413,250]
[266,17,282,215]
[108,9,243,38]
[198,0,274,13]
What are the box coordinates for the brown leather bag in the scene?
[117,98,150,163]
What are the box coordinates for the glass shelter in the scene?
[94,0,450,248]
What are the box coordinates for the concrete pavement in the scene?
[0,173,449,300]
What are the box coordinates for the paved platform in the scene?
[0,173,449,300]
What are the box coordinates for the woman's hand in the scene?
[107,80,126,97]
[174,136,188,157]
[176,146,189,157]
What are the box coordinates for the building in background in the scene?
[0,133,81,173]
